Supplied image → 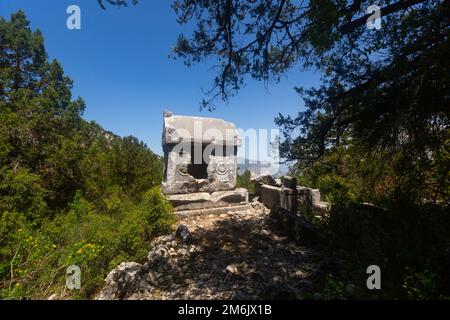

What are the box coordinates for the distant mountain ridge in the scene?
[237,158,290,177]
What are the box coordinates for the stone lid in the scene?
[162,112,242,146]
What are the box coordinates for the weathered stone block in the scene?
[257,184,298,213]
[164,192,211,207]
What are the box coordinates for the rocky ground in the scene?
[97,201,324,300]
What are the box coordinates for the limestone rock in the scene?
[97,262,144,300]
[251,174,276,186]
[274,178,282,187]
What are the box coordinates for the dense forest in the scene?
[0,11,174,299]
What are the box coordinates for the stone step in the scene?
[175,203,253,218]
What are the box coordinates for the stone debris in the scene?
[97,203,323,300]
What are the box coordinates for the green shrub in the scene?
[117,187,175,261]
[0,169,48,221]
[0,187,175,299]
[317,175,352,204]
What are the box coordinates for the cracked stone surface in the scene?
[97,202,323,300]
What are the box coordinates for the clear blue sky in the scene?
[1,0,321,156]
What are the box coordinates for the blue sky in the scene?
[1,0,321,156]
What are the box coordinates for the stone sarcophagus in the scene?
[161,111,248,212]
